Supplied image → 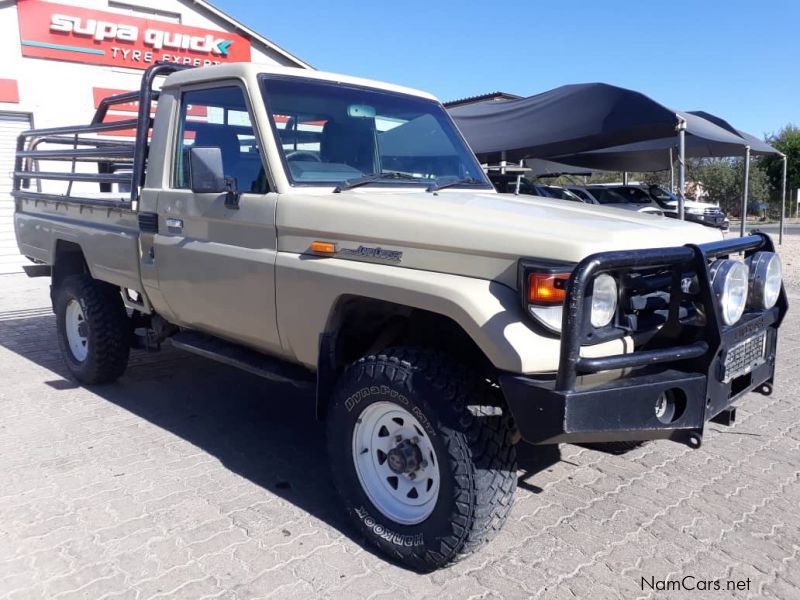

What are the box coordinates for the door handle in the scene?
[166,217,183,232]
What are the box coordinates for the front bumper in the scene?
[500,233,787,447]
[685,212,728,229]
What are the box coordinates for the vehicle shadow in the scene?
[0,313,560,565]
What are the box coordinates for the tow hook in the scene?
[755,382,773,396]
[674,429,703,449]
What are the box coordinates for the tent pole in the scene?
[622,171,629,185]
[669,148,674,193]
[740,145,751,238]
[678,120,686,220]
[780,153,787,245]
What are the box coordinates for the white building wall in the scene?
[0,0,304,128]
[0,0,308,272]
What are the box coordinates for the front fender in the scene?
[275,253,630,374]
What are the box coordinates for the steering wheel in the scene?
[286,151,321,162]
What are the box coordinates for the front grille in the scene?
[621,268,698,333]
[704,207,722,216]
[721,331,767,382]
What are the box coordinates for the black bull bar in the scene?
[499,233,788,448]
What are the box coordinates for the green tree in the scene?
[760,124,800,202]
[687,158,770,216]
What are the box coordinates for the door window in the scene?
[174,86,269,193]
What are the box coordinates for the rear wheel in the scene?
[327,347,517,571]
[55,274,130,384]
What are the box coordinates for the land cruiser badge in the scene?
[339,245,403,262]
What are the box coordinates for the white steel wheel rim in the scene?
[352,401,441,525]
[65,299,89,362]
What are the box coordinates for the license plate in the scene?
[721,331,767,382]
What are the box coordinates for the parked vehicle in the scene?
[13,64,787,571]
[489,174,583,202]
[615,185,730,230]
[569,185,664,216]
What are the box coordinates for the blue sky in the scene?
[218,0,797,139]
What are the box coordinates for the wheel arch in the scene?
[50,240,90,308]
[315,295,496,421]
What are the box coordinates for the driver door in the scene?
[154,83,282,354]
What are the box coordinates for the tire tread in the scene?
[56,274,129,384]
[329,346,517,570]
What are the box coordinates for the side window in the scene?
[174,86,269,193]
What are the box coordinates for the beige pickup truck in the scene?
[12,63,787,571]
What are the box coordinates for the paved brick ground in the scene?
[0,265,798,599]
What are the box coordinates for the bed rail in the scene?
[12,63,191,210]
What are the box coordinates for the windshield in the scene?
[260,76,490,189]
[586,188,631,205]
[610,187,653,204]
[569,188,592,201]
[541,186,584,202]
[648,186,680,208]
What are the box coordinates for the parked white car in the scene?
[593,184,729,230]
[643,185,730,230]
[568,186,665,216]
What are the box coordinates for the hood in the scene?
[662,199,718,210]
[277,188,723,288]
[600,202,661,214]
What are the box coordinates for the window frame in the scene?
[170,79,274,194]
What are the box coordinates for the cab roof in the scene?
[163,63,438,102]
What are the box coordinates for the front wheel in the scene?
[54,274,130,384]
[327,348,517,571]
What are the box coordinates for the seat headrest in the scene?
[193,127,241,161]
[321,118,376,173]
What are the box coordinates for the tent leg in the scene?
[622,172,629,185]
[678,127,686,220]
[740,146,751,237]
[669,148,674,193]
[780,154,787,245]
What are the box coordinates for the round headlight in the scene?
[747,252,782,310]
[710,259,749,325]
[590,273,617,328]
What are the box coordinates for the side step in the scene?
[170,330,315,389]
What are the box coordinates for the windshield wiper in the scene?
[426,177,486,192]
[333,171,419,193]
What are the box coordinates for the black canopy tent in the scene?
[447,83,702,219]
[545,113,783,238]
[547,112,755,172]
[448,83,681,163]
[448,84,786,238]
[688,111,786,240]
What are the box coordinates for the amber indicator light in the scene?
[528,272,569,305]
[310,241,336,254]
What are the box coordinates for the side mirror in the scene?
[189,146,225,193]
[188,146,240,209]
